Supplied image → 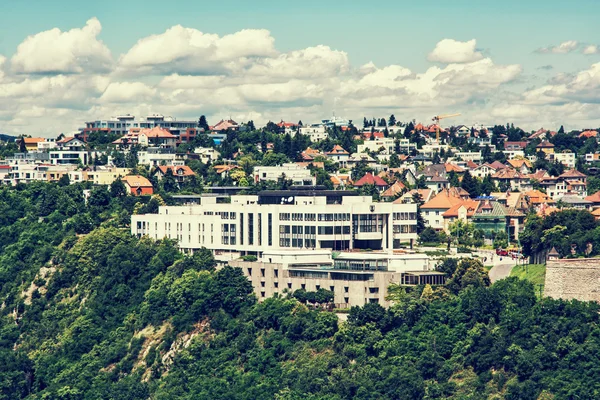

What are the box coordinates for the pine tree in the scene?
[460,170,479,198]
[198,115,209,131]
[389,114,396,126]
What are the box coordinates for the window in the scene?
[274,269,279,278]
[344,286,349,293]
[260,281,265,287]
[274,282,279,288]
[301,284,306,290]
[247,268,252,276]
[260,268,265,277]
[287,282,292,289]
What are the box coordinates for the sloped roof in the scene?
[381,181,406,198]
[526,189,555,204]
[445,163,465,173]
[155,165,196,177]
[492,168,526,180]
[326,145,349,155]
[507,159,532,169]
[442,199,480,217]
[354,172,388,187]
[489,161,508,170]
[585,191,600,203]
[20,137,46,144]
[559,169,586,179]
[394,189,434,204]
[141,127,176,138]
[537,140,554,148]
[579,130,598,139]
[421,188,467,209]
[122,175,152,188]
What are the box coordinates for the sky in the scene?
[0,0,599,136]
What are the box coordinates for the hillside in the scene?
[1,183,600,399]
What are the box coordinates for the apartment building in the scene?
[253,164,316,186]
[83,114,199,136]
[131,189,419,259]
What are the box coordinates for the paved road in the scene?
[488,262,515,283]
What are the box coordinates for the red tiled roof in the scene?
[122,175,152,188]
[354,172,388,187]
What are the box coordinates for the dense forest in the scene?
[1,182,600,399]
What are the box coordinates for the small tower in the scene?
[547,246,560,261]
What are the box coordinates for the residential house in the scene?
[353,172,388,192]
[421,188,470,231]
[276,121,298,135]
[357,137,395,155]
[425,175,449,193]
[17,137,46,152]
[122,175,154,196]
[346,153,378,170]
[330,174,352,189]
[585,191,600,209]
[556,194,592,210]
[525,189,555,211]
[443,199,525,241]
[212,119,239,132]
[381,181,407,201]
[326,145,350,165]
[490,191,529,213]
[549,151,576,169]
[253,164,316,186]
[214,164,241,179]
[194,147,221,164]
[536,141,555,155]
[504,141,528,152]
[394,189,434,205]
[153,165,197,185]
[472,162,500,178]
[506,159,533,174]
[491,168,529,191]
[299,125,328,142]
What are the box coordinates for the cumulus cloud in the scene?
[99,82,157,103]
[118,25,276,75]
[583,45,599,55]
[244,46,350,80]
[10,18,112,74]
[536,40,579,54]
[428,39,483,64]
[1,18,600,135]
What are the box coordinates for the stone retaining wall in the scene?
[544,258,600,302]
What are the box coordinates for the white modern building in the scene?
[253,164,316,186]
[357,137,395,155]
[131,189,419,259]
[83,114,199,136]
[136,148,185,167]
[299,125,328,142]
[549,151,576,169]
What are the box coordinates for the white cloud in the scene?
[536,40,579,54]
[583,45,599,55]
[1,19,600,135]
[244,45,349,79]
[118,25,276,75]
[428,39,483,63]
[10,18,112,74]
[99,82,157,103]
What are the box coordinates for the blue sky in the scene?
[0,0,599,135]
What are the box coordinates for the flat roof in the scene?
[403,271,446,276]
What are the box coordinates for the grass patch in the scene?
[510,264,546,297]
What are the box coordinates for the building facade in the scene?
[131,189,419,259]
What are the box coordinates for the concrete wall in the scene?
[544,258,600,302]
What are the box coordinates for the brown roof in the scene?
[421,188,467,209]
[585,191,600,203]
[526,189,555,204]
[445,163,465,173]
[442,199,480,217]
[559,169,586,179]
[122,175,152,188]
[141,127,176,138]
[381,181,406,198]
[537,141,554,148]
[20,137,46,144]
[492,168,526,180]
[393,189,433,204]
[155,165,196,177]
[507,159,532,169]
[326,145,349,155]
